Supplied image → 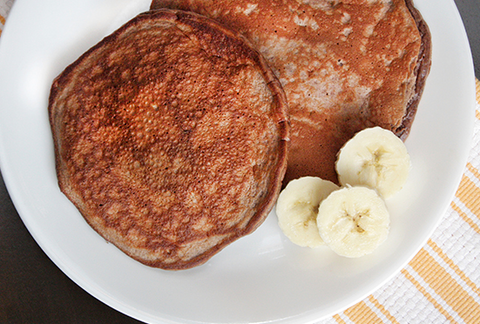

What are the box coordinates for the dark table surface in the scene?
[1,1,479,323]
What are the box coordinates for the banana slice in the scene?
[276,177,339,247]
[336,126,411,198]
[317,186,390,258]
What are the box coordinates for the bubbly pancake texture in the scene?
[151,0,432,184]
[49,9,289,270]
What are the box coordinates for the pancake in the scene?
[49,9,289,270]
[151,0,432,184]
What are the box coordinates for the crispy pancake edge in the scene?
[395,0,432,140]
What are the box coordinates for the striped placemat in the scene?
[0,0,12,37]
[1,1,479,323]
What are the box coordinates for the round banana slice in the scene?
[336,126,411,198]
[276,177,339,247]
[317,186,390,258]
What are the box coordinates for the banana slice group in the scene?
[276,127,409,257]
[336,126,411,198]
[316,186,390,258]
[276,177,339,247]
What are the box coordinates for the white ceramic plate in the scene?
[0,0,475,323]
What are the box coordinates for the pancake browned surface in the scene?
[49,9,289,270]
[151,0,432,184]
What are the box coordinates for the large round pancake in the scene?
[49,9,289,270]
[151,0,432,184]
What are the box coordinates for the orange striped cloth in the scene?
[1,1,480,323]
[0,0,12,38]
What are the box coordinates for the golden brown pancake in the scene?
[49,9,289,270]
[151,0,432,184]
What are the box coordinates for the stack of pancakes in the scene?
[49,0,431,269]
